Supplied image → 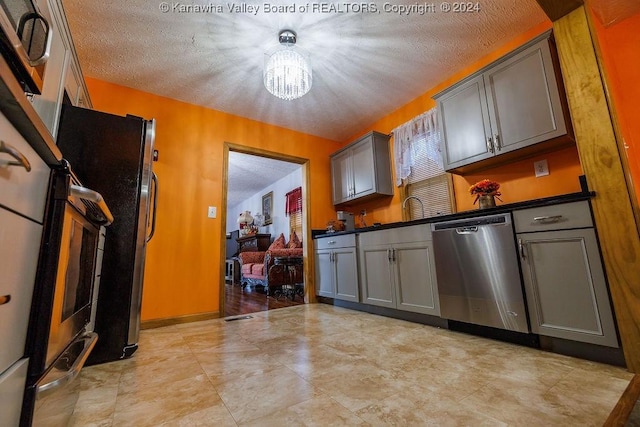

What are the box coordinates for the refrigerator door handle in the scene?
[147,172,158,242]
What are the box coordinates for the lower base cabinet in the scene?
[0,358,28,426]
[315,235,359,302]
[359,226,440,316]
[515,201,619,348]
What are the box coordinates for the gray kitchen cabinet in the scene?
[514,201,618,348]
[359,226,440,316]
[435,30,569,172]
[331,131,393,205]
[0,359,29,427]
[1,111,51,423]
[315,235,359,302]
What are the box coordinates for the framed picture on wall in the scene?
[262,191,273,225]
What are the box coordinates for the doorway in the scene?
[220,143,311,317]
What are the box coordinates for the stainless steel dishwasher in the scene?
[431,213,529,333]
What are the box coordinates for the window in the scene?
[393,108,455,220]
[285,187,303,235]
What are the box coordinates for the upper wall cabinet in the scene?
[331,131,393,205]
[434,30,573,173]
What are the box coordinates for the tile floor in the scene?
[70,304,634,426]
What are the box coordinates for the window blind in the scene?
[405,133,454,219]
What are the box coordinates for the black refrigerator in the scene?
[56,104,157,365]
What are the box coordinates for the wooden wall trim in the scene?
[141,311,220,329]
[553,6,640,372]
[536,0,584,21]
[604,374,640,426]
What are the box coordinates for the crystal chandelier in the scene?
[263,30,312,101]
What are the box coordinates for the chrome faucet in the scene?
[402,195,425,219]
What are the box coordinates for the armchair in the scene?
[237,233,303,296]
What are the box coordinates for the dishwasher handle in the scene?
[456,226,478,234]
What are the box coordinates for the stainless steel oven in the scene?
[0,0,52,94]
[21,162,113,426]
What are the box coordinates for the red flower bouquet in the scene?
[469,179,502,204]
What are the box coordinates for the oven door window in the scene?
[61,214,97,322]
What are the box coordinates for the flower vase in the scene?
[478,194,496,209]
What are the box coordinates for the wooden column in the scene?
[550,6,640,372]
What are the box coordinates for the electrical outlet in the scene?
[534,159,549,177]
[207,206,217,218]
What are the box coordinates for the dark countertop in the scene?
[314,190,595,238]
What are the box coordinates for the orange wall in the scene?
[86,78,342,321]
[589,9,640,206]
[341,20,588,225]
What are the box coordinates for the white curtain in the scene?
[392,107,443,186]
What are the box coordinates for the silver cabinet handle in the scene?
[327,240,336,245]
[70,184,114,225]
[147,172,158,242]
[486,137,494,153]
[17,11,53,66]
[518,238,526,259]
[387,248,392,262]
[392,248,396,263]
[533,215,563,224]
[0,140,31,171]
[495,134,501,151]
[0,294,11,305]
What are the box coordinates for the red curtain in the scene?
[285,187,302,216]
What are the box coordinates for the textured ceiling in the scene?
[60,1,548,207]
[61,0,548,142]
[227,152,300,208]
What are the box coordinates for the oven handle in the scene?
[36,332,97,399]
[70,184,114,225]
[147,172,158,242]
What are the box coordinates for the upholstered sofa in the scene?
[237,233,303,296]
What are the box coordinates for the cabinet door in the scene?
[315,250,335,298]
[0,359,29,427]
[518,229,618,347]
[334,247,359,302]
[0,207,42,373]
[394,241,440,316]
[331,150,352,205]
[359,245,395,308]
[437,74,493,170]
[351,138,376,199]
[485,38,567,154]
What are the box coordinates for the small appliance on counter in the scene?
[337,211,355,231]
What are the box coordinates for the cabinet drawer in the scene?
[513,200,592,233]
[0,113,50,222]
[315,234,356,250]
[359,224,431,247]
[0,207,42,373]
[0,358,29,427]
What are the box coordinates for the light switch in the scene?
[534,159,549,177]
[207,206,217,218]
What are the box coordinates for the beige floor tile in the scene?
[213,365,318,424]
[69,304,632,427]
[239,395,369,427]
[112,374,223,427]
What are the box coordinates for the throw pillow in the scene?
[288,231,302,248]
[268,233,286,251]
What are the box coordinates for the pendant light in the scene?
[263,30,312,100]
